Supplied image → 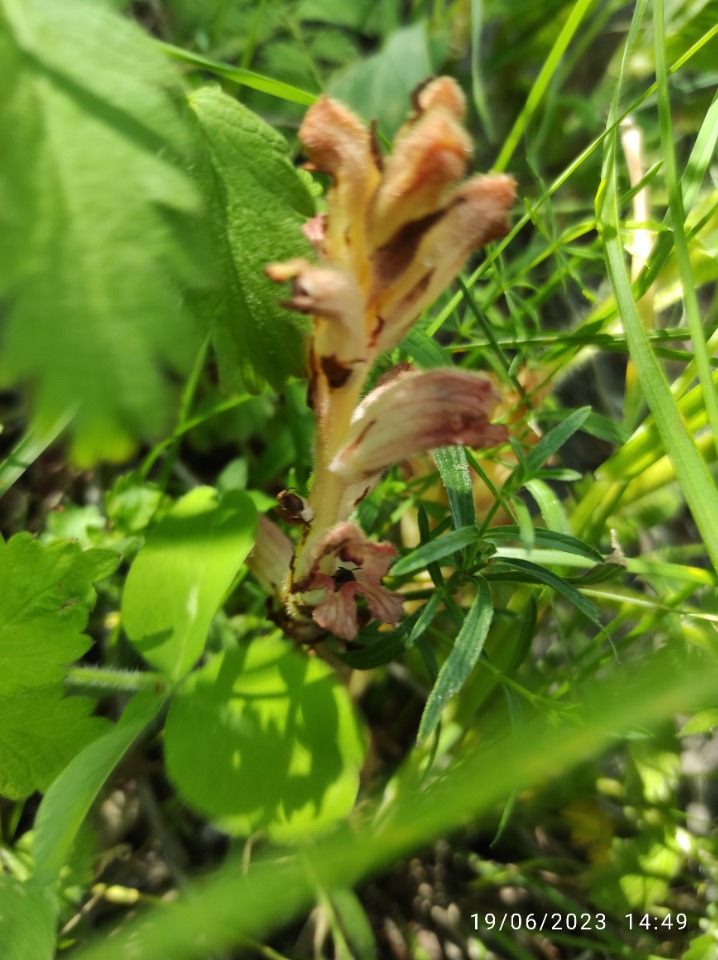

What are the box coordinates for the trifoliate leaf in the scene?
[0,535,117,798]
[0,0,206,465]
[164,638,366,840]
[122,487,257,680]
[188,84,315,393]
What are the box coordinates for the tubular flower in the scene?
[255,77,515,642]
[330,368,508,483]
[290,523,404,642]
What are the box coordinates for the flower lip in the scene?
[295,522,404,641]
[330,368,508,483]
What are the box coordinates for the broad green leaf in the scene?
[418,579,494,743]
[391,526,481,577]
[33,692,163,888]
[0,535,116,799]
[70,647,718,960]
[122,487,257,680]
[0,875,56,960]
[164,637,366,840]
[679,708,718,736]
[188,84,315,393]
[297,0,393,35]
[329,22,434,138]
[0,0,206,464]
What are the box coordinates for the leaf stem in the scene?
[65,666,168,694]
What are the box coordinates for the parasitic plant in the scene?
[251,77,516,642]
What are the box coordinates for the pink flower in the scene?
[295,522,404,641]
[330,367,509,483]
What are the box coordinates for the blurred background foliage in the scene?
[1,0,718,957]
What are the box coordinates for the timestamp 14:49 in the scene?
[625,913,688,931]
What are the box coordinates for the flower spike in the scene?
[258,78,515,642]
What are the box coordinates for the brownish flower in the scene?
[257,78,516,642]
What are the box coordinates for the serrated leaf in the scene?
[33,692,163,887]
[164,638,366,841]
[0,535,116,799]
[0,0,206,464]
[0,875,56,960]
[391,526,481,577]
[122,487,257,680]
[418,579,494,742]
[188,84,315,393]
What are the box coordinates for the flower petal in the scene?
[300,95,381,273]
[265,259,365,384]
[330,368,508,482]
[246,514,293,597]
[356,579,404,626]
[369,174,517,352]
[312,581,361,641]
[369,108,472,250]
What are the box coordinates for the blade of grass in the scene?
[493,0,595,172]
[0,408,75,498]
[427,23,718,340]
[157,42,316,106]
[654,0,718,460]
[597,8,718,572]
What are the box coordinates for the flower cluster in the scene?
[250,77,516,642]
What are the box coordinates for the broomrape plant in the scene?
[250,77,516,642]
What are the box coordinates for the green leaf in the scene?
[678,708,718,736]
[0,875,56,960]
[489,557,603,629]
[330,889,377,960]
[418,579,494,742]
[0,535,117,799]
[188,84,315,394]
[158,42,316,106]
[33,693,163,888]
[68,647,718,960]
[122,487,257,681]
[523,407,592,476]
[329,22,434,138]
[596,8,718,573]
[391,526,481,577]
[433,446,476,529]
[164,637,366,840]
[338,593,442,670]
[505,594,538,673]
[485,526,605,563]
[0,0,206,464]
